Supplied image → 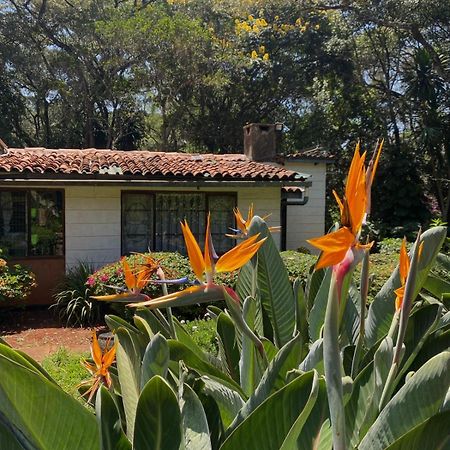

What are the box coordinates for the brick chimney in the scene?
[0,138,8,155]
[243,123,283,161]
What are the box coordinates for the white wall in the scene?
[63,184,281,269]
[283,161,328,252]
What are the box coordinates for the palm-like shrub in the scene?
[0,218,448,449]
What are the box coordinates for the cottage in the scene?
[0,124,332,304]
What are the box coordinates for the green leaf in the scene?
[116,328,142,439]
[180,383,212,450]
[359,351,450,450]
[308,268,332,342]
[133,376,182,450]
[168,340,244,395]
[279,371,320,450]
[366,226,447,347]
[384,410,450,450]
[0,414,24,450]
[345,337,393,447]
[141,333,169,390]
[0,349,99,449]
[247,216,296,347]
[200,378,245,430]
[299,338,324,374]
[134,308,171,338]
[96,386,131,450]
[217,312,240,382]
[229,334,303,432]
[423,274,450,299]
[239,296,265,396]
[293,278,309,347]
[220,371,317,450]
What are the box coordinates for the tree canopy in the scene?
[0,0,449,230]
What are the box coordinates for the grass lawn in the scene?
[41,318,217,398]
[42,347,89,400]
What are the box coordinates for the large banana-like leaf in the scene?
[366,226,447,347]
[384,410,450,450]
[200,378,245,430]
[140,333,169,390]
[219,371,317,450]
[239,297,265,396]
[96,386,131,450]
[345,337,393,447]
[246,216,296,347]
[133,376,182,450]
[229,334,302,433]
[359,351,450,449]
[0,345,99,449]
[308,268,332,342]
[217,312,240,382]
[423,274,450,299]
[116,327,142,439]
[0,416,23,450]
[168,340,244,395]
[180,383,212,450]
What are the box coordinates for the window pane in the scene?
[208,195,236,253]
[122,193,154,254]
[155,193,206,252]
[0,191,27,257]
[29,190,64,256]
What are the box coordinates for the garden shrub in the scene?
[52,262,105,326]
[0,249,36,302]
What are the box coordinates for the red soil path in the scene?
[0,307,104,362]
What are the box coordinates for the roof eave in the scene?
[0,172,311,188]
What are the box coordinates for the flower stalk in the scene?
[323,271,346,450]
[351,246,370,378]
[378,230,422,411]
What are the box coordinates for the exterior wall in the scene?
[283,161,328,252]
[64,184,281,269]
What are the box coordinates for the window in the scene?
[122,192,236,255]
[0,190,64,257]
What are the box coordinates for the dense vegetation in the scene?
[1,0,449,230]
[0,250,36,302]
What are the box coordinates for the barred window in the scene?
[121,192,235,255]
[0,190,64,257]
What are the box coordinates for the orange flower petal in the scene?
[122,258,135,290]
[307,227,355,270]
[181,220,205,280]
[399,238,410,285]
[370,139,383,185]
[102,342,117,369]
[91,332,102,368]
[216,234,266,273]
[204,213,214,274]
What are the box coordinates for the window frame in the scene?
[0,188,65,260]
[121,190,237,255]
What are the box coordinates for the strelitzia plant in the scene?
[307,142,382,450]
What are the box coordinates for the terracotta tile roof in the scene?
[0,148,309,183]
[284,146,334,161]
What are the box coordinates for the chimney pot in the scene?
[243,123,282,161]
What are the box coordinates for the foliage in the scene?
[1,0,449,226]
[0,218,448,449]
[0,249,36,302]
[52,262,104,326]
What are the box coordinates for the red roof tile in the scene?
[284,146,335,161]
[0,148,309,183]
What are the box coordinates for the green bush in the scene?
[90,252,214,319]
[0,249,36,302]
[280,250,317,284]
[52,262,105,326]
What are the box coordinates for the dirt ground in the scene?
[0,307,104,362]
